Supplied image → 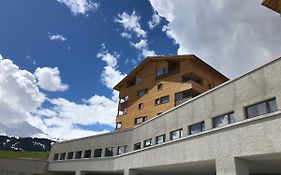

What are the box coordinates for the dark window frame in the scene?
[245,98,277,119]
[157,83,163,90]
[155,95,170,105]
[94,148,102,158]
[189,121,205,135]
[53,153,59,160]
[117,145,128,155]
[137,89,148,97]
[67,152,73,159]
[59,153,66,160]
[213,112,235,128]
[105,147,114,157]
[143,138,152,148]
[155,134,166,144]
[134,142,141,150]
[75,151,82,159]
[83,150,92,158]
[134,116,147,125]
[170,129,183,140]
[138,103,144,110]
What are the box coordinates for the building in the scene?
[47,56,281,175]
[114,55,228,130]
[262,0,281,14]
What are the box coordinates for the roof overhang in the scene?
[262,0,281,14]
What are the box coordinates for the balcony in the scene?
[174,89,201,106]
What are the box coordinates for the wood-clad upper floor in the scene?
[262,0,281,14]
[114,55,228,130]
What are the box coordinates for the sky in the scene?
[0,0,280,140]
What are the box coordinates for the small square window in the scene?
[170,129,183,140]
[138,103,144,110]
[156,134,166,144]
[189,122,205,135]
[157,83,163,90]
[75,151,82,159]
[84,150,91,158]
[144,138,152,147]
[135,116,147,125]
[116,122,122,129]
[117,145,128,155]
[67,152,73,159]
[134,142,141,150]
[60,153,66,160]
[53,153,59,160]
[94,149,102,157]
[105,147,114,157]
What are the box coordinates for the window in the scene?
[156,134,166,144]
[157,68,168,77]
[136,78,141,85]
[170,129,183,140]
[60,153,66,160]
[53,153,59,160]
[138,103,144,110]
[134,142,141,150]
[116,122,122,129]
[105,147,114,157]
[157,83,163,90]
[67,152,73,159]
[189,122,205,135]
[137,89,148,97]
[94,149,102,157]
[155,95,169,105]
[75,151,82,159]
[182,73,203,85]
[117,145,128,155]
[84,150,91,158]
[144,138,152,147]
[135,116,147,125]
[213,112,235,128]
[246,98,277,119]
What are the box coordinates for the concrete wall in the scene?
[48,57,281,175]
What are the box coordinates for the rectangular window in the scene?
[155,134,166,144]
[117,145,128,155]
[213,112,235,128]
[94,148,102,157]
[105,147,114,157]
[135,116,147,125]
[137,89,148,97]
[155,95,169,105]
[60,153,66,160]
[170,129,183,140]
[157,83,163,90]
[136,78,141,85]
[138,103,144,110]
[67,152,73,159]
[84,150,91,158]
[157,68,168,77]
[116,122,122,129]
[75,151,82,159]
[182,73,203,85]
[246,98,277,118]
[144,138,152,147]
[189,122,205,135]
[53,153,59,160]
[134,142,141,150]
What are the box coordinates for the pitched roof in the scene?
[113,54,229,91]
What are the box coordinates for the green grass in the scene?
[0,150,49,160]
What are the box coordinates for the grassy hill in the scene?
[0,150,49,160]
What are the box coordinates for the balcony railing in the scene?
[156,68,180,80]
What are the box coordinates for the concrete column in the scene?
[216,157,249,175]
[75,170,85,175]
[124,169,136,175]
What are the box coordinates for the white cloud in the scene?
[34,67,69,92]
[56,0,99,15]
[148,11,161,29]
[0,53,126,140]
[115,11,147,38]
[149,0,281,78]
[131,39,156,57]
[48,34,67,41]
[97,45,127,89]
[0,55,45,132]
[120,32,132,39]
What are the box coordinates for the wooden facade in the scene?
[262,0,281,14]
[113,55,229,130]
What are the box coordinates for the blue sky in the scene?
[0,0,280,140]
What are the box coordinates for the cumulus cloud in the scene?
[0,52,126,140]
[48,34,67,41]
[148,11,161,29]
[0,54,45,136]
[149,0,281,78]
[97,45,127,89]
[34,67,69,92]
[115,11,147,38]
[56,0,99,15]
[115,11,156,58]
